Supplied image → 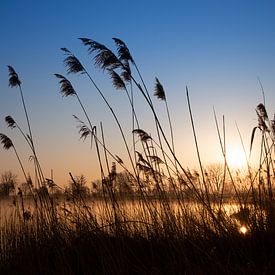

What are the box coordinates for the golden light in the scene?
[239,225,248,235]
[226,145,246,168]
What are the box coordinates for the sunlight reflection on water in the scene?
[239,225,248,234]
[0,197,250,228]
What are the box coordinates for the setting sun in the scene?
[226,145,247,168]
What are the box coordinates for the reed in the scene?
[7,66,45,187]
[0,38,274,274]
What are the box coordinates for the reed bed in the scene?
[0,37,275,274]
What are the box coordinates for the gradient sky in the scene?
[1,0,275,186]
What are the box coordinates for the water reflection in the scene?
[239,225,248,235]
[0,197,256,232]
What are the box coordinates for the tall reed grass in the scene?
[0,38,274,274]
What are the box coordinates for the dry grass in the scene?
[0,37,275,274]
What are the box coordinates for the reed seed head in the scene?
[54,74,77,97]
[108,69,126,90]
[133,129,152,142]
[73,115,93,140]
[112,38,132,81]
[154,77,166,101]
[78,125,92,140]
[8,66,21,87]
[79,37,121,70]
[148,155,164,164]
[0,133,14,150]
[112,37,134,63]
[61,48,85,74]
[135,151,151,167]
[121,70,131,83]
[256,103,269,131]
[257,103,268,120]
[5,116,16,129]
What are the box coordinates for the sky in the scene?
[0,0,275,187]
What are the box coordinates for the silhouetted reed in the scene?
[0,133,28,182]
[7,66,44,187]
[1,38,275,274]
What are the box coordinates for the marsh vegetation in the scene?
[1,38,275,274]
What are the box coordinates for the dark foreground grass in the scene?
[1,225,275,275]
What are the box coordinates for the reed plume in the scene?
[8,66,21,87]
[54,74,77,97]
[73,115,94,141]
[257,103,268,120]
[256,103,269,132]
[5,115,33,149]
[154,78,166,101]
[133,129,152,142]
[154,77,178,175]
[79,38,121,70]
[0,133,13,150]
[107,69,126,90]
[112,37,134,64]
[148,155,164,164]
[5,115,16,129]
[112,37,132,80]
[0,133,28,182]
[61,48,85,74]
[7,66,44,186]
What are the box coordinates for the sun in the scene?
[226,145,247,168]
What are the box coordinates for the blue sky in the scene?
[1,0,275,185]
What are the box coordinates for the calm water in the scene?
[0,196,246,227]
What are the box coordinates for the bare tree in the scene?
[0,171,17,196]
[68,174,90,198]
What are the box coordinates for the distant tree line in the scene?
[1,164,257,199]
